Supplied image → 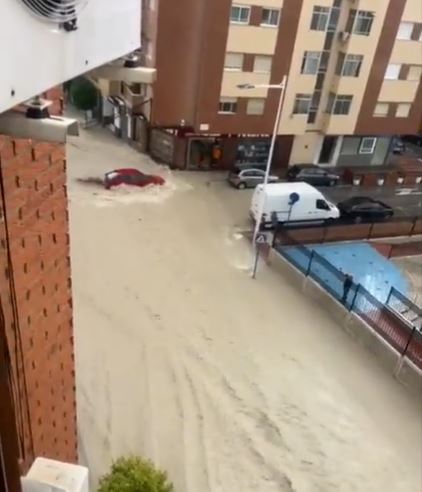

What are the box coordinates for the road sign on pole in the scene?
[255,233,268,245]
[287,192,300,222]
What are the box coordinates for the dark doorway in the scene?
[318,136,337,164]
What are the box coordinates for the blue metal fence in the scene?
[275,231,422,368]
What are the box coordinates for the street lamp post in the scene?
[237,76,288,278]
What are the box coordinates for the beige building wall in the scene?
[233,0,283,7]
[378,80,419,103]
[402,0,422,21]
[278,0,389,136]
[390,42,422,65]
[324,3,389,135]
[277,0,326,134]
[289,132,323,164]
[221,71,270,98]
[226,25,278,54]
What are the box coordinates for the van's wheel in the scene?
[237,182,247,190]
[354,216,363,224]
[329,180,336,186]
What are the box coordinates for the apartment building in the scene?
[140,0,422,171]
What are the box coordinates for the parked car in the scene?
[286,164,340,187]
[392,138,406,154]
[403,134,422,147]
[228,168,279,189]
[104,168,165,189]
[338,196,393,222]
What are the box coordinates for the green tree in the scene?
[98,456,174,492]
[69,77,98,112]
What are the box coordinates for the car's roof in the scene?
[340,196,391,207]
[256,181,317,196]
[240,168,265,173]
[291,163,319,169]
[107,168,144,176]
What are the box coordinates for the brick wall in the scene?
[0,88,77,471]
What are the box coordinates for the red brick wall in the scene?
[0,89,77,470]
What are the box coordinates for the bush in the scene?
[69,77,98,111]
[98,456,174,492]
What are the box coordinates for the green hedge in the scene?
[69,77,98,111]
[98,456,174,492]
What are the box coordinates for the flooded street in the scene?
[69,127,421,492]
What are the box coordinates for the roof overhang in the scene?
[89,65,156,84]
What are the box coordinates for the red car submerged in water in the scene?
[104,168,165,189]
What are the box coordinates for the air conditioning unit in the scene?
[21,458,88,492]
[0,0,141,113]
[338,31,351,43]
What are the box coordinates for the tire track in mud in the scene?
[168,357,212,492]
[181,344,297,491]
[180,341,345,491]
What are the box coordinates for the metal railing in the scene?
[274,215,422,246]
[275,231,422,369]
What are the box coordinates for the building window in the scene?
[310,6,330,31]
[253,55,272,73]
[385,63,401,80]
[407,65,422,81]
[346,10,374,36]
[397,22,414,40]
[373,103,389,117]
[396,103,411,118]
[301,51,321,75]
[218,98,237,113]
[336,53,363,77]
[261,8,280,27]
[224,52,244,71]
[327,93,353,115]
[230,5,250,24]
[293,94,312,114]
[360,137,377,154]
[247,99,265,115]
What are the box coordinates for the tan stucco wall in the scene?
[402,0,422,22]
[390,41,422,65]
[226,25,278,54]
[234,0,284,7]
[289,133,322,164]
[378,80,419,102]
[220,71,271,98]
[278,0,389,135]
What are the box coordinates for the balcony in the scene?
[121,83,147,113]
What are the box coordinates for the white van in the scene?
[250,182,340,226]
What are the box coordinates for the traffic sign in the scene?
[289,192,300,205]
[255,233,268,244]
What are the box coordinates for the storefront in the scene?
[149,130,292,172]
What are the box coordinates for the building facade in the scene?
[140,0,422,171]
[0,88,77,478]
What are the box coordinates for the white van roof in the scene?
[256,182,318,197]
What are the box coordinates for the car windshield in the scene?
[106,171,120,180]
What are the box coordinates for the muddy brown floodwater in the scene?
[68,125,422,492]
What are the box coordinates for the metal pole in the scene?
[252,247,260,279]
[251,76,287,277]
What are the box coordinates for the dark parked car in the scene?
[104,168,165,189]
[403,134,422,147]
[338,196,393,222]
[286,164,340,187]
[392,138,406,154]
[228,168,279,189]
